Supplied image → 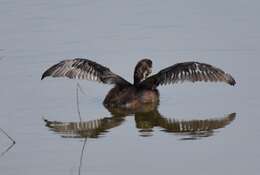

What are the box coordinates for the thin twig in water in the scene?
[76,83,88,122]
[75,83,88,175]
[0,127,15,144]
[76,83,82,122]
[76,83,86,96]
[76,83,87,175]
[78,138,87,175]
[0,142,15,158]
[0,127,16,158]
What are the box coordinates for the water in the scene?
[0,0,259,174]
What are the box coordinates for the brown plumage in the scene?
[42,58,236,109]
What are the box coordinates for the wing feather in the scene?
[140,62,236,89]
[41,58,130,86]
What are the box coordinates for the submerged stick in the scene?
[76,83,82,122]
[76,82,87,122]
[0,127,15,144]
[0,127,16,158]
[78,138,87,175]
[0,142,15,158]
[76,83,88,175]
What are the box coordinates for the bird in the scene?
[41,58,236,109]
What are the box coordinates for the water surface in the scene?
[0,0,259,175]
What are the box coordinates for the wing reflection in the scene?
[44,104,236,140]
[134,110,236,138]
[44,117,124,138]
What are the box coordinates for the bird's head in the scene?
[134,58,153,85]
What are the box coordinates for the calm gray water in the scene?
[0,0,260,175]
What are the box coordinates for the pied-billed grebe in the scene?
[41,58,236,108]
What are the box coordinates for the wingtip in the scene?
[41,75,45,80]
[226,74,236,86]
[229,78,236,86]
[229,112,236,118]
[226,113,236,122]
[41,72,48,80]
[42,117,48,123]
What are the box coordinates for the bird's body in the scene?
[103,84,159,108]
[41,58,236,109]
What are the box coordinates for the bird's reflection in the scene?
[43,85,236,175]
[44,104,236,140]
[44,116,124,139]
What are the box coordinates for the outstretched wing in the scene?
[140,62,236,89]
[41,58,131,86]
